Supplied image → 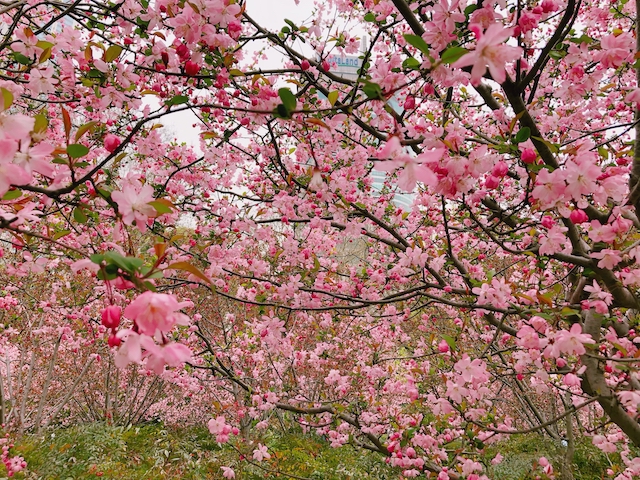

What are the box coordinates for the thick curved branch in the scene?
[581,309,640,447]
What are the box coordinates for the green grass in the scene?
[4,423,396,480]
[483,434,617,480]
[0,425,624,479]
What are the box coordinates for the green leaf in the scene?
[167,261,211,284]
[75,121,98,142]
[363,12,376,22]
[531,136,559,153]
[36,40,54,50]
[33,113,48,133]
[148,200,173,215]
[560,307,581,317]
[278,88,297,112]
[67,144,90,159]
[362,81,383,100]
[440,46,468,65]
[569,34,593,44]
[97,269,118,281]
[2,189,21,200]
[90,254,105,264]
[104,45,123,62]
[327,90,339,106]
[402,57,421,70]
[53,230,71,240]
[13,52,31,65]
[73,208,88,223]
[166,95,189,106]
[403,34,430,56]
[464,4,478,16]
[275,104,291,119]
[284,19,298,30]
[514,127,531,143]
[442,334,457,351]
[104,251,144,273]
[0,87,13,111]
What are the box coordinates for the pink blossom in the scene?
[591,249,622,269]
[375,136,444,192]
[253,443,271,462]
[569,209,588,224]
[0,113,34,140]
[114,330,142,368]
[583,281,613,306]
[445,380,469,403]
[546,323,595,357]
[12,28,41,58]
[454,355,487,383]
[14,141,55,177]
[0,139,31,196]
[101,305,121,329]
[111,182,157,232]
[626,88,640,105]
[124,291,191,335]
[531,168,567,208]
[597,33,634,69]
[516,325,547,349]
[27,67,58,95]
[220,466,236,479]
[593,435,617,453]
[538,224,569,256]
[208,416,232,436]
[140,337,192,374]
[104,134,121,153]
[472,277,513,309]
[563,373,581,387]
[452,23,522,85]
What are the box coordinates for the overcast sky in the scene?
[160,0,316,148]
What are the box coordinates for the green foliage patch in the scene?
[3,423,395,480]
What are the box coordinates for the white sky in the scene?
[160,0,316,148]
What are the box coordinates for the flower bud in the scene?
[185,61,200,76]
[492,161,508,177]
[104,134,121,153]
[485,175,500,189]
[521,148,537,164]
[101,305,121,329]
[569,209,588,224]
[404,96,416,110]
[437,339,450,353]
[107,333,121,348]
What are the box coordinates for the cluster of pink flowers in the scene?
[112,292,193,374]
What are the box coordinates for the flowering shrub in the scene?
[2,0,640,478]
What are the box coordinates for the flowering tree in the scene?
[3,0,640,478]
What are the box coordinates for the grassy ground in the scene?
[0,423,620,479]
[6,423,396,479]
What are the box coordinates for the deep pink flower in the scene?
[104,134,121,153]
[101,305,121,329]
